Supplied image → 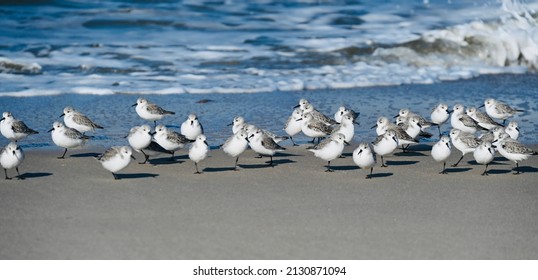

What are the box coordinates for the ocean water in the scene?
[1,0,538,96]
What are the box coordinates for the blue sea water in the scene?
[1,0,538,96]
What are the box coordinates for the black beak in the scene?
[370,124,377,129]
[227,122,233,126]
[515,127,520,132]
[392,136,398,143]
[478,104,485,108]
[245,137,250,143]
[190,120,194,125]
[204,141,209,146]
[47,128,54,132]
[447,109,453,114]
[293,104,300,109]
[131,103,137,107]
[358,149,363,155]
[0,117,4,121]
[393,114,399,118]
[296,118,303,122]
[344,141,350,146]
[417,123,422,129]
[149,131,156,136]
[130,155,136,160]
[12,150,16,155]
[59,113,65,118]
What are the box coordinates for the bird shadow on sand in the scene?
[115,173,159,180]
[70,152,101,158]
[330,165,358,171]
[444,167,472,173]
[20,172,53,179]
[142,158,185,165]
[385,160,419,166]
[202,166,239,173]
[483,169,512,175]
[516,166,538,173]
[240,159,296,169]
[273,152,301,158]
[394,151,426,157]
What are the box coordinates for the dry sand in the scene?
[0,143,537,259]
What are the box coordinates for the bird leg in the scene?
[481,164,489,176]
[234,156,240,171]
[366,167,373,179]
[139,151,149,164]
[451,155,464,167]
[325,161,333,172]
[194,162,202,174]
[290,137,299,146]
[380,156,387,168]
[15,167,24,180]
[58,148,68,159]
[269,156,274,167]
[4,169,11,180]
[439,162,447,174]
[112,172,119,180]
[513,162,520,175]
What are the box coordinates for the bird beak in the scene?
[478,104,485,108]
[393,114,399,118]
[293,104,300,109]
[515,127,520,132]
[344,141,350,146]
[0,117,4,121]
[417,123,422,129]
[227,122,233,126]
[245,137,250,143]
[130,155,136,160]
[47,128,54,132]
[296,118,303,121]
[204,141,209,146]
[149,131,156,136]
[370,124,377,129]
[392,136,398,143]
[358,149,363,155]
[190,120,194,125]
[131,103,137,107]
[447,109,453,114]
[59,113,65,118]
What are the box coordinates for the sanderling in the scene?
[126,125,153,163]
[229,116,248,135]
[181,113,204,141]
[1,142,25,180]
[451,104,482,134]
[372,116,395,136]
[302,103,338,125]
[153,124,192,160]
[307,133,348,172]
[97,146,135,180]
[140,141,174,164]
[375,121,418,152]
[60,106,104,134]
[294,98,310,110]
[248,128,286,167]
[1,112,39,141]
[430,103,451,136]
[222,128,250,170]
[505,120,519,140]
[473,140,495,176]
[372,129,398,167]
[48,121,91,159]
[396,108,434,131]
[449,128,479,167]
[494,133,537,174]
[334,106,359,124]
[431,135,451,174]
[481,98,523,125]
[189,134,209,174]
[298,112,334,143]
[132,97,175,126]
[332,113,355,143]
[465,107,502,130]
[352,142,376,179]
[284,108,304,146]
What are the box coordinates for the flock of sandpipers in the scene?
[1,97,536,180]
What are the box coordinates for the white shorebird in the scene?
[481,98,523,125]
[473,140,495,176]
[284,108,304,146]
[451,104,482,134]
[372,129,398,167]
[181,113,204,141]
[449,128,479,167]
[302,103,338,126]
[352,142,376,179]
[375,122,418,153]
[229,116,247,135]
[60,106,103,134]
[153,124,192,160]
[332,113,355,143]
[132,97,175,126]
[126,125,154,163]
[1,142,25,180]
[334,106,359,124]
[49,121,91,159]
[294,98,310,110]
[222,128,250,170]
[494,133,537,174]
[97,146,135,180]
[307,133,348,172]
[1,112,39,141]
[465,107,502,130]
[298,112,334,143]
[247,128,286,167]
[504,120,519,140]
[396,108,434,131]
[430,103,451,136]
[189,134,209,174]
[431,135,451,174]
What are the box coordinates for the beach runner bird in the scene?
[352,142,376,179]
[133,97,175,127]
[430,103,451,137]
[332,113,355,143]
[60,106,103,134]
[153,124,192,160]
[126,125,153,163]
[473,140,495,176]
[1,142,25,180]
[372,129,398,168]
[431,135,452,174]
[1,112,39,142]
[284,108,304,146]
[493,133,537,175]
[451,104,483,134]
[298,112,334,144]
[481,98,523,125]
[465,107,503,130]
[247,128,286,167]
[49,121,91,159]
[189,134,209,174]
[504,120,520,140]
[449,128,479,167]
[181,113,204,141]
[222,128,250,171]
[308,133,348,172]
[97,146,135,180]
[334,106,359,124]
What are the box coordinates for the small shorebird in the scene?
[189,134,209,174]
[181,113,204,141]
[49,121,91,159]
[97,146,135,180]
[222,129,250,170]
[60,106,103,134]
[352,142,376,179]
[1,112,39,141]
[307,133,348,172]
[430,103,451,137]
[132,97,175,127]
[473,140,495,176]
[431,135,452,174]
[1,142,25,180]
[481,98,523,125]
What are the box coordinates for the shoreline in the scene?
[1,144,537,259]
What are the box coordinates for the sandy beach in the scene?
[1,142,537,259]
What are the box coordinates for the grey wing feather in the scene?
[168,132,190,144]
[12,120,38,134]
[372,134,384,145]
[459,115,479,128]
[65,127,89,140]
[394,127,416,142]
[460,136,479,148]
[312,110,337,125]
[496,103,517,114]
[308,121,333,134]
[147,103,175,115]
[98,147,119,161]
[502,141,535,154]
[73,114,103,129]
[261,135,285,151]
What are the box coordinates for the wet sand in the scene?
[1,144,537,259]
